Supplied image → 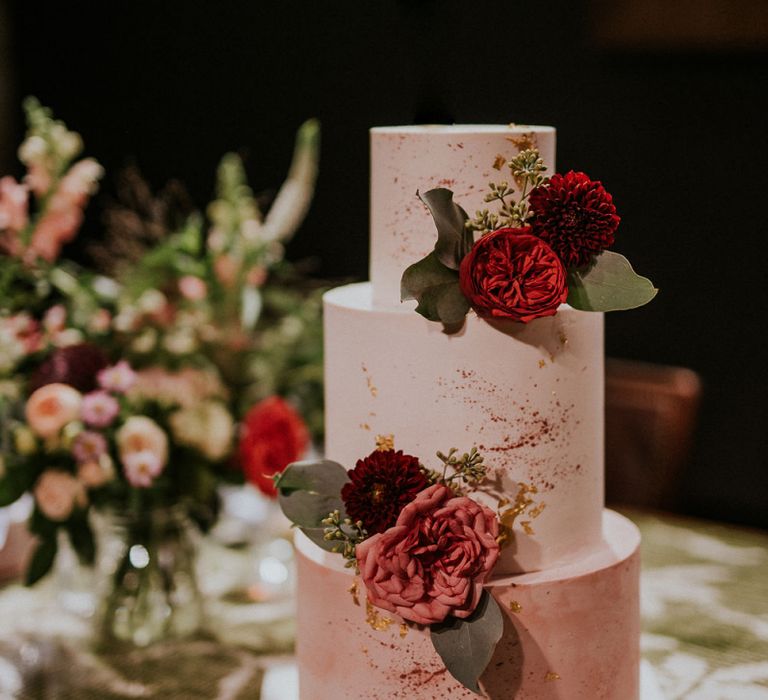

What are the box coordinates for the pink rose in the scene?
[97,361,137,394]
[34,470,87,521]
[122,450,164,488]
[356,484,500,625]
[25,383,83,439]
[81,390,120,428]
[72,430,108,463]
[178,275,207,301]
[77,457,113,489]
[116,416,168,467]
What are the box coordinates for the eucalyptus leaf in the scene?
[25,536,58,586]
[430,590,504,694]
[567,251,657,312]
[401,252,469,327]
[277,459,349,529]
[68,517,96,566]
[419,188,471,270]
[0,465,36,507]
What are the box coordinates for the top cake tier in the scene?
[369,125,556,307]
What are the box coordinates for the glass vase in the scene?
[94,504,203,648]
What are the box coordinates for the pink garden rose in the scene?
[33,470,86,521]
[116,416,168,467]
[25,383,83,439]
[81,390,120,428]
[97,361,137,394]
[122,450,164,488]
[71,430,108,463]
[356,484,500,625]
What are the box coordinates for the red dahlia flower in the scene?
[528,171,620,268]
[239,396,309,497]
[341,449,429,534]
[458,228,568,323]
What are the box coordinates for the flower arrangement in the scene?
[276,440,509,694]
[401,143,657,330]
[0,99,322,586]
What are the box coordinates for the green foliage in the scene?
[418,189,473,271]
[401,252,469,327]
[430,590,505,693]
[567,251,658,312]
[25,536,58,586]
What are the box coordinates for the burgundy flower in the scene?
[458,228,568,323]
[30,343,110,393]
[528,171,620,268]
[341,449,429,534]
[356,484,500,625]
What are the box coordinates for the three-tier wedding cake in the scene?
[288,125,644,698]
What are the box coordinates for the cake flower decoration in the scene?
[401,146,656,331]
[276,442,507,694]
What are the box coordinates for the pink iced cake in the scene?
[293,125,641,699]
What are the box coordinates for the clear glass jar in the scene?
[94,504,203,648]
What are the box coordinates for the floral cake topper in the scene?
[276,440,515,695]
[401,144,657,331]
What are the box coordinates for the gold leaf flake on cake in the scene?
[538,359,547,369]
[497,483,545,546]
[399,623,409,638]
[349,580,360,606]
[545,672,561,682]
[360,423,371,431]
[509,600,523,613]
[558,331,568,346]
[506,132,538,152]
[375,434,395,451]
[361,363,378,397]
[365,600,394,632]
[492,154,507,170]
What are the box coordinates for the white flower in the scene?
[169,401,234,461]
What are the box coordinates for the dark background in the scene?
[1,1,766,528]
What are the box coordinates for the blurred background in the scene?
[1,0,766,529]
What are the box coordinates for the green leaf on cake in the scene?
[401,251,470,327]
[277,459,349,550]
[418,188,472,270]
[567,250,658,312]
[430,590,504,694]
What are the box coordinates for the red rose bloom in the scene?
[458,228,567,323]
[356,484,500,625]
[239,396,309,497]
[528,171,620,268]
[341,449,429,534]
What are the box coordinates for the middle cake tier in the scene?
[324,282,605,575]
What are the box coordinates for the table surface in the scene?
[0,509,766,700]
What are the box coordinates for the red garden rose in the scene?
[356,484,500,625]
[458,227,568,323]
[239,396,309,498]
[528,171,620,268]
[341,449,429,535]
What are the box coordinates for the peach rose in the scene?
[116,416,168,467]
[25,383,83,439]
[356,484,500,625]
[77,456,114,489]
[34,470,86,521]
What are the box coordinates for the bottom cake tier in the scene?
[295,509,640,700]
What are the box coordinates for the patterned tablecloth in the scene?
[0,510,766,700]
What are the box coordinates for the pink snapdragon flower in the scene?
[97,361,137,394]
[81,390,120,428]
[34,470,87,521]
[71,430,108,463]
[122,450,164,488]
[0,177,29,255]
[25,383,83,439]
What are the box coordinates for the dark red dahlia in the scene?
[341,449,429,534]
[528,171,620,268]
[30,343,110,393]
